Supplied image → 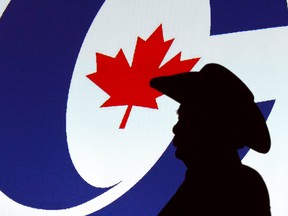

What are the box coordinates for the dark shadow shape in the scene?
[150,63,271,216]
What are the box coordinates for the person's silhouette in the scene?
[150,63,271,216]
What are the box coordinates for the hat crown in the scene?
[199,64,254,106]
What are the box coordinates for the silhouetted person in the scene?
[150,63,271,216]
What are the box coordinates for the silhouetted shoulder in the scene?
[158,165,271,216]
[238,165,271,216]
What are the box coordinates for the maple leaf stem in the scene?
[119,105,133,129]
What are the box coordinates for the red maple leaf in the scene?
[87,24,200,129]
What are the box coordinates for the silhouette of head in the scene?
[150,63,270,164]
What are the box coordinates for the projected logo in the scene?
[0,0,287,216]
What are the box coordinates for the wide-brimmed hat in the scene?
[150,63,270,153]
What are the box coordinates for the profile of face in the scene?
[172,103,235,166]
[172,104,210,163]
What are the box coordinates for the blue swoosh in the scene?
[210,0,288,35]
[0,0,106,209]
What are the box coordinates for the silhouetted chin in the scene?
[174,147,188,162]
[175,148,181,159]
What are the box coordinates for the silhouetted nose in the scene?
[172,122,179,135]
